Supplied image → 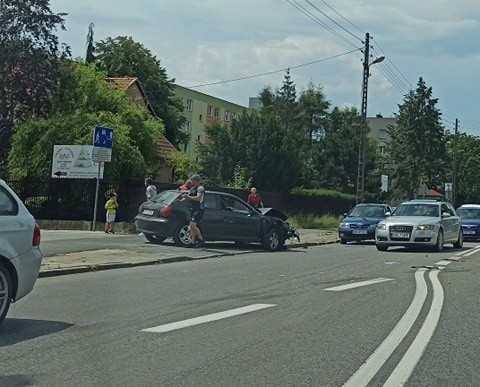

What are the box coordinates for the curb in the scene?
[39,239,339,278]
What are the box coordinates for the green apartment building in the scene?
[174,85,248,158]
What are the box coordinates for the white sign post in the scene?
[52,145,104,179]
[381,174,389,192]
[91,126,114,231]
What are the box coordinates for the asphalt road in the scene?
[2,240,480,386]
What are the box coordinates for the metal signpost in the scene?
[91,126,114,231]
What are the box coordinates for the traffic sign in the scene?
[93,126,114,148]
[52,145,104,179]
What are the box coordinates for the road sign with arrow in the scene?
[51,145,104,179]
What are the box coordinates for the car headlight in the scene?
[377,223,386,230]
[417,224,435,231]
[339,222,348,228]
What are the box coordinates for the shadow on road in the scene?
[0,374,37,387]
[0,318,73,347]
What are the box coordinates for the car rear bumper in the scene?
[135,215,176,236]
[11,247,42,302]
[339,229,376,240]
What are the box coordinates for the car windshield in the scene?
[150,190,180,204]
[348,205,386,218]
[393,204,439,217]
[457,208,480,219]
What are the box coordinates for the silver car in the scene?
[375,200,463,252]
[0,180,43,324]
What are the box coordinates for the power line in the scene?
[372,38,413,89]
[375,65,407,96]
[302,0,363,42]
[286,0,360,49]
[182,47,363,89]
[318,0,365,35]
[375,57,410,93]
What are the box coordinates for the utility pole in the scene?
[356,33,370,204]
[452,118,459,205]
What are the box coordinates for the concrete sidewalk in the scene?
[39,229,339,277]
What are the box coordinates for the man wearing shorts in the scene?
[180,175,205,247]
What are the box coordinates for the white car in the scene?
[0,180,42,324]
[375,200,463,252]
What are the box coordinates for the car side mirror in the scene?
[385,212,391,217]
[442,212,451,218]
[342,212,347,218]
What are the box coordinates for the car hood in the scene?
[257,207,288,221]
[382,216,439,225]
[342,216,384,225]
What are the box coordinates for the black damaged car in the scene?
[134,190,299,251]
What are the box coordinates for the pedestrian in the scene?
[179,174,205,248]
[179,178,192,191]
[104,192,118,234]
[247,187,264,209]
[145,178,157,200]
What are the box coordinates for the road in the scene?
[2,238,480,386]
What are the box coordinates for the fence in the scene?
[6,179,356,222]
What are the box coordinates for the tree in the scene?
[8,62,165,180]
[168,151,201,182]
[94,36,185,146]
[298,82,331,143]
[198,110,303,192]
[0,0,70,174]
[387,77,447,199]
[273,69,299,130]
[85,22,95,64]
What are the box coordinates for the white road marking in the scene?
[141,304,276,333]
[434,260,452,266]
[325,278,394,292]
[343,269,428,387]
[464,247,480,257]
[384,270,445,386]
[456,245,480,257]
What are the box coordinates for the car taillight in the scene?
[159,205,172,218]
[33,223,41,247]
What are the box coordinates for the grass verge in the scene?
[288,213,340,229]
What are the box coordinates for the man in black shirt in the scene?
[180,175,205,247]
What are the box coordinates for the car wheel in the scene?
[376,244,388,251]
[0,262,12,324]
[173,224,192,247]
[434,229,444,252]
[144,233,167,244]
[453,230,463,249]
[340,238,347,245]
[262,228,281,252]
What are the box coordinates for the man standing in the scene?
[180,175,205,247]
[145,178,157,200]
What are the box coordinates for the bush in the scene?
[291,187,356,201]
[289,213,341,229]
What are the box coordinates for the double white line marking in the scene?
[344,246,478,387]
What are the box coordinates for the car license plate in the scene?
[142,209,154,216]
[391,232,410,238]
[352,229,368,235]
[464,230,476,235]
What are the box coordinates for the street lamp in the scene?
[356,31,385,204]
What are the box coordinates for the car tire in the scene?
[376,244,388,251]
[0,261,12,324]
[434,229,444,252]
[144,233,167,244]
[340,238,347,245]
[453,230,463,249]
[173,224,192,247]
[262,228,281,252]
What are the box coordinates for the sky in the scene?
[50,0,480,134]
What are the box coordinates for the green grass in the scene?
[288,213,341,229]
[291,187,356,201]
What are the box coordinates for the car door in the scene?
[219,195,262,241]
[447,203,461,240]
[440,203,456,241]
[0,185,26,259]
[200,193,223,240]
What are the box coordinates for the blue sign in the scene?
[93,126,114,149]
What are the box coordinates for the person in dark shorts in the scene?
[180,175,205,247]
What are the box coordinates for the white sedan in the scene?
[0,180,42,324]
[375,200,463,252]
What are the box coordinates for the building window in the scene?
[182,121,191,133]
[185,99,193,111]
[199,114,203,122]
[214,108,219,118]
[197,135,201,141]
[379,129,387,140]
[379,146,386,154]
[232,113,237,120]
[207,106,213,117]
[224,111,230,121]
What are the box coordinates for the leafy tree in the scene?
[85,22,95,64]
[0,0,70,174]
[198,110,303,192]
[8,62,165,180]
[448,133,480,205]
[387,77,447,199]
[298,82,331,143]
[94,36,185,146]
[168,151,201,182]
[227,164,253,189]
